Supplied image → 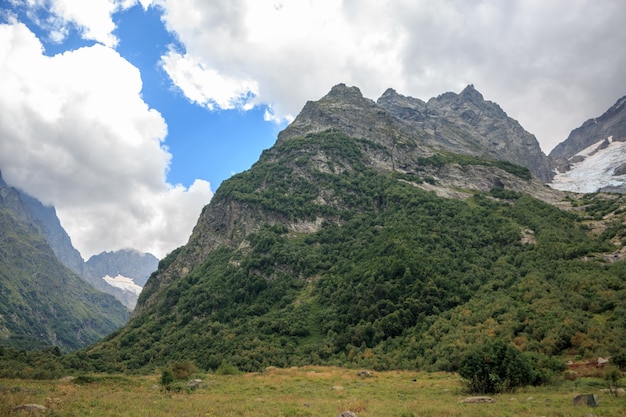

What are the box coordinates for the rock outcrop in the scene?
[550,95,626,160]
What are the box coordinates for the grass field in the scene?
[1,366,625,416]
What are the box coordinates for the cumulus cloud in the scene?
[155,0,626,152]
[0,21,212,258]
[11,0,141,47]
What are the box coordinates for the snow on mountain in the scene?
[549,136,626,193]
[103,274,143,296]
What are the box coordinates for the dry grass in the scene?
[1,366,625,416]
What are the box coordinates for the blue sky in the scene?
[1,0,625,259]
[112,5,284,189]
[16,3,283,189]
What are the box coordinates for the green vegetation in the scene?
[3,130,626,397]
[459,340,534,394]
[417,152,533,180]
[2,367,626,417]
[0,206,129,352]
[67,131,625,375]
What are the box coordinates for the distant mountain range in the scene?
[17,188,158,309]
[82,84,626,373]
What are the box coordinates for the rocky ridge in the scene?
[278,84,553,182]
[549,94,626,194]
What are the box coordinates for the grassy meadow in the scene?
[1,367,625,417]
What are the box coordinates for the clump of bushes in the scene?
[459,340,560,394]
[160,360,199,391]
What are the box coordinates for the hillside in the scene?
[18,189,158,309]
[0,171,130,351]
[81,85,626,373]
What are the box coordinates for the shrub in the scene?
[171,360,198,379]
[160,368,174,387]
[612,350,626,371]
[215,360,241,375]
[459,340,534,394]
[604,365,621,396]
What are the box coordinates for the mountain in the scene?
[82,84,626,373]
[279,84,553,182]
[549,95,626,193]
[18,191,88,276]
[85,250,158,309]
[0,170,130,351]
[16,189,158,309]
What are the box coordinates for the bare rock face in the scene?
[423,85,553,182]
[614,162,626,176]
[550,95,626,160]
[279,84,553,182]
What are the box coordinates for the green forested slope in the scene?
[0,206,129,352]
[81,131,626,373]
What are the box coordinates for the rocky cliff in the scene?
[550,95,626,161]
[278,84,553,182]
[548,95,626,193]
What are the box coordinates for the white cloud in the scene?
[154,0,626,152]
[15,0,140,47]
[161,49,259,111]
[0,22,212,258]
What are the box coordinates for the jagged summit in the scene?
[325,83,370,102]
[459,84,484,102]
[278,83,552,181]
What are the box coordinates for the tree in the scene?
[459,340,534,394]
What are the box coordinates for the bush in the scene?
[525,352,567,385]
[171,360,198,379]
[215,360,241,375]
[459,340,534,394]
[612,350,626,371]
[160,368,174,387]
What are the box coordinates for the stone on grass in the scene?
[338,411,357,417]
[12,404,47,413]
[188,379,203,389]
[572,394,598,407]
[460,396,496,403]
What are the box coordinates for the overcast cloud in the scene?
[159,0,626,150]
[1,0,625,259]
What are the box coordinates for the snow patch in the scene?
[549,138,626,193]
[103,274,143,296]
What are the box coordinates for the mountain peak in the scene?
[327,83,362,97]
[459,84,484,102]
[322,83,373,107]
